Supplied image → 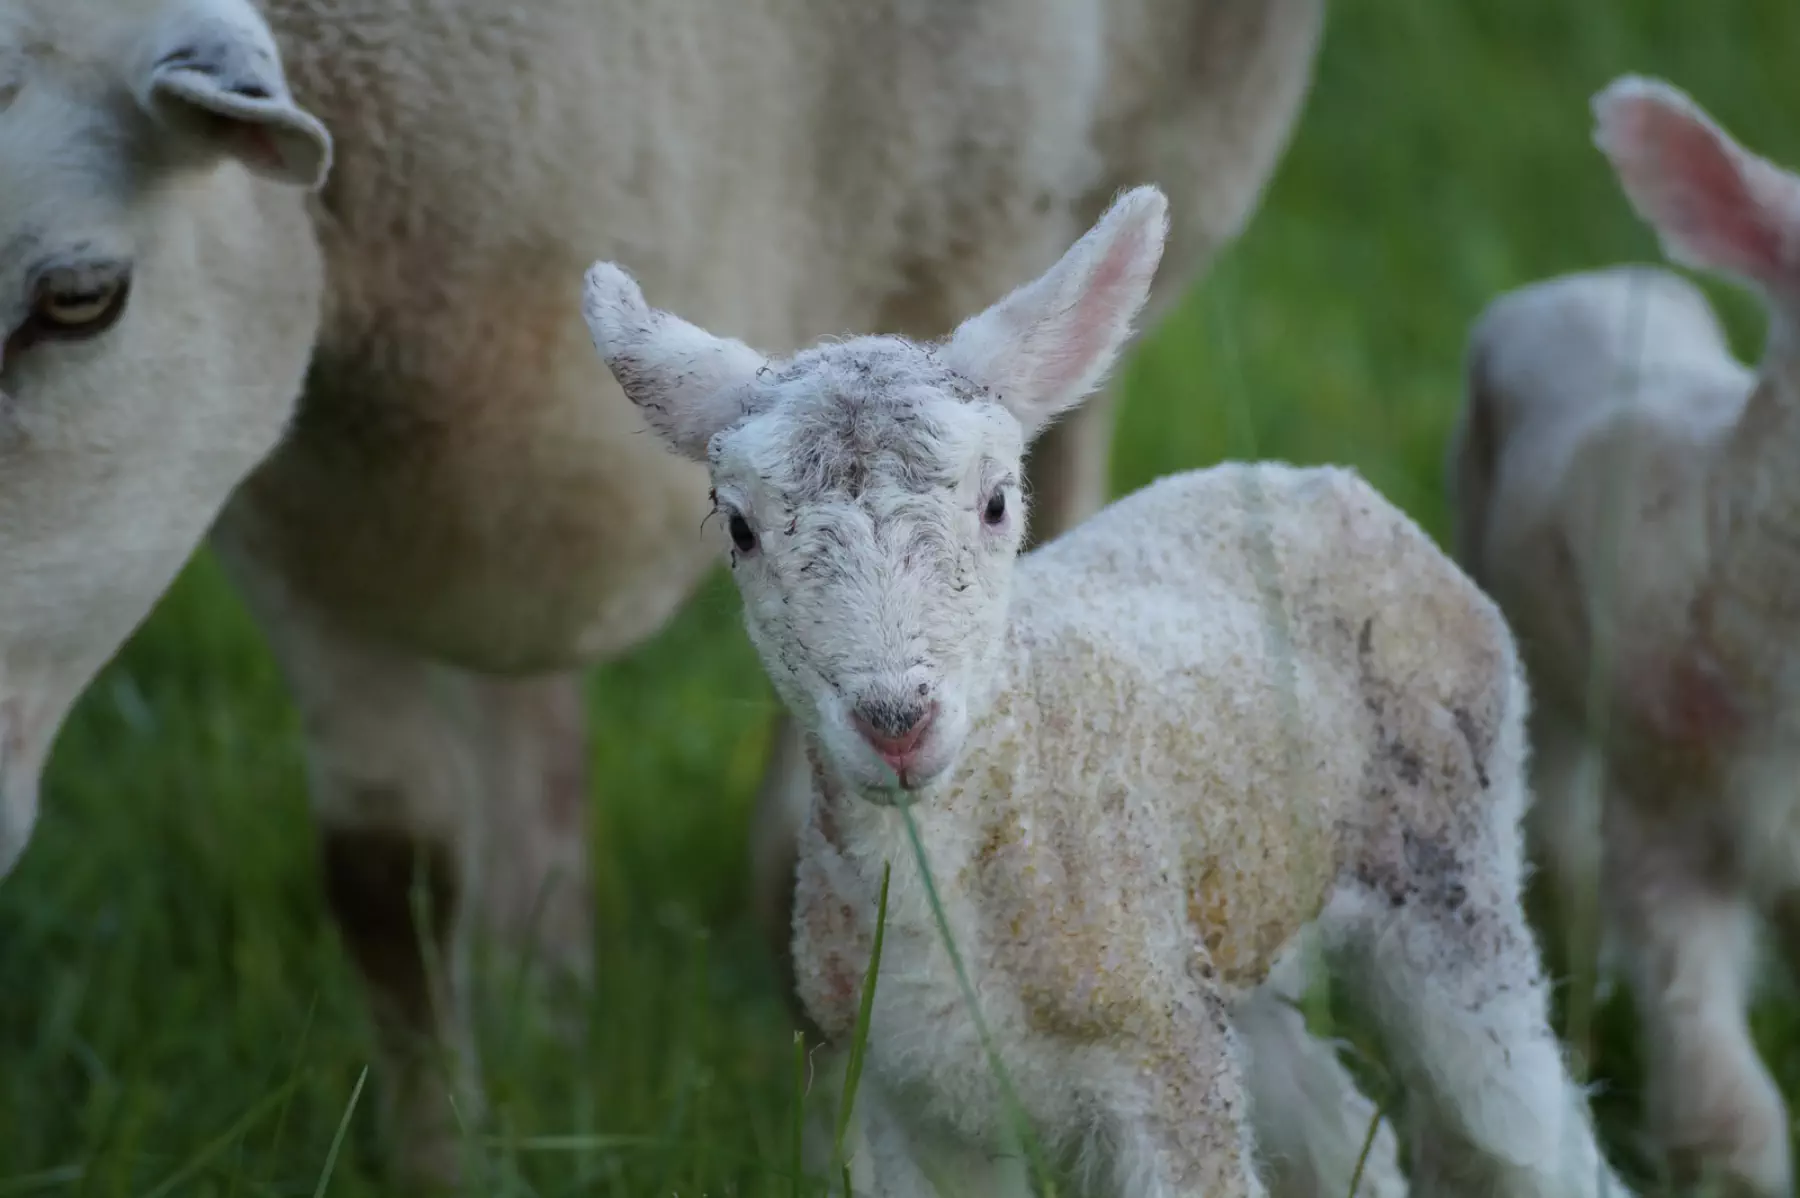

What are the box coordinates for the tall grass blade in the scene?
[310,1065,368,1198]
[900,809,1055,1195]
[828,861,891,1191]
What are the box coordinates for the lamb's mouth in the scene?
[857,782,924,810]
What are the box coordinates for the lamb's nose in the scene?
[852,700,937,773]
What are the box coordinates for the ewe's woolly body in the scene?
[229,0,1327,673]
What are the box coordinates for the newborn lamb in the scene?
[582,187,1628,1197]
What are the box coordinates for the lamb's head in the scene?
[1593,75,1800,315]
[584,187,1167,801]
[0,0,330,873]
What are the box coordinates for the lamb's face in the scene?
[706,341,1030,797]
[0,0,330,875]
[582,184,1168,805]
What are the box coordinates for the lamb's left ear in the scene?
[942,185,1168,439]
[582,262,771,462]
[137,0,332,189]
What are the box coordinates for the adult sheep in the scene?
[0,0,1324,1182]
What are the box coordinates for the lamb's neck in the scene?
[1707,330,1800,632]
[805,737,980,904]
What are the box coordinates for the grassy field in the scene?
[6,1,1800,1193]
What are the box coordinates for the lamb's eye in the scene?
[728,512,759,554]
[982,489,1007,527]
[28,269,131,342]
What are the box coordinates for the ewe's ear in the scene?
[1593,75,1800,293]
[582,262,771,462]
[136,1,332,190]
[942,185,1168,438]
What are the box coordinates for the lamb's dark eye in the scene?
[728,512,759,554]
[982,490,1007,527]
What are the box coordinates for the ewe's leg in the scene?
[1021,391,1120,548]
[748,712,818,1032]
[463,671,593,983]
[1609,806,1786,1197]
[213,519,593,1185]
[1234,942,1407,1198]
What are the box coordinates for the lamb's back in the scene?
[990,462,1522,986]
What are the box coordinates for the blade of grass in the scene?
[310,1065,368,1198]
[138,1078,304,1198]
[828,861,891,1190]
[0,1166,86,1197]
[1345,1104,1386,1198]
[899,810,1055,1195]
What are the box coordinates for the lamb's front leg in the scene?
[836,1079,1032,1198]
[1102,995,1269,1198]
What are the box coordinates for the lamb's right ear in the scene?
[582,262,771,462]
[942,186,1168,439]
[1593,75,1800,293]
[136,0,332,190]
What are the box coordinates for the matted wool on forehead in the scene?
[737,336,998,501]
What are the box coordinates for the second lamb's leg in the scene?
[1609,803,1787,1198]
[1521,711,1610,1004]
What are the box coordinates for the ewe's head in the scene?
[584,188,1167,801]
[1593,75,1800,319]
[0,0,330,872]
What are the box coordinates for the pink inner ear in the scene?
[238,125,284,171]
[1031,221,1147,394]
[1604,93,1783,280]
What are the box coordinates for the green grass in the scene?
[7,0,1800,1192]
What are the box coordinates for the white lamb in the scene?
[1450,75,1800,1197]
[3,0,1326,1180]
[583,187,1631,1197]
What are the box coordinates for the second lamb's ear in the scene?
[941,185,1169,439]
[1593,74,1800,294]
[581,262,771,462]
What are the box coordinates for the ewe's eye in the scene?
[728,512,759,554]
[28,267,131,343]
[982,489,1007,527]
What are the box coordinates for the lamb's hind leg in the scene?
[1324,752,1626,1196]
[1234,935,1408,1198]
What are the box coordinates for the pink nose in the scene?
[852,702,937,776]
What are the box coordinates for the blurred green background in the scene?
[6,1,1800,1193]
